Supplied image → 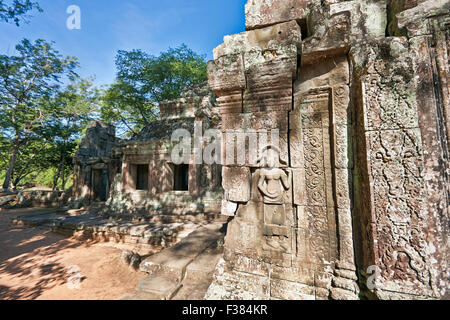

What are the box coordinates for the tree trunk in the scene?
[59,144,67,190]
[52,167,61,191]
[60,155,66,191]
[54,145,67,191]
[62,173,67,191]
[2,136,20,191]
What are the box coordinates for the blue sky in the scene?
[0,0,246,86]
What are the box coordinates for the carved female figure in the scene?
[258,147,290,205]
[257,146,291,252]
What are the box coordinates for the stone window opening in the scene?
[297,19,308,40]
[173,164,189,191]
[135,164,149,190]
[92,168,108,202]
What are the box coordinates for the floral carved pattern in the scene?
[369,128,432,291]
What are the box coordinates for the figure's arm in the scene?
[258,174,268,197]
[281,169,290,190]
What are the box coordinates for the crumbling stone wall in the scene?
[73,121,121,207]
[206,0,449,300]
[106,83,223,216]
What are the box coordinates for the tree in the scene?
[101,44,207,136]
[45,78,100,190]
[0,132,8,182]
[0,0,42,26]
[0,78,100,191]
[101,79,155,136]
[0,38,78,190]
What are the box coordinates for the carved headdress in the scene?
[257,145,287,168]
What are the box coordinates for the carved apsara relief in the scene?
[257,146,291,253]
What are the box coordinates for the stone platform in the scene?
[121,222,225,300]
[11,206,221,250]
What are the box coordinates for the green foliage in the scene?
[0,38,78,136]
[0,77,100,190]
[101,44,207,136]
[0,38,101,190]
[42,78,100,190]
[0,0,42,26]
[18,167,74,190]
[0,40,207,189]
[115,44,207,103]
[100,79,156,136]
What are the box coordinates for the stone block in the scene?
[207,54,245,97]
[136,276,181,300]
[214,20,302,58]
[270,279,315,300]
[335,169,352,209]
[206,259,270,300]
[295,56,350,94]
[333,124,352,169]
[271,264,315,286]
[245,0,308,30]
[292,169,307,206]
[221,199,238,216]
[222,167,252,202]
[231,255,270,277]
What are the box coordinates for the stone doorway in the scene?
[173,164,189,191]
[92,169,108,202]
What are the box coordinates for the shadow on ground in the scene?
[0,209,83,300]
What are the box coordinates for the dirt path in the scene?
[0,208,146,300]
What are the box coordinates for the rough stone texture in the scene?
[123,223,225,300]
[245,0,309,31]
[12,209,187,249]
[352,26,449,299]
[72,121,122,206]
[73,83,223,218]
[69,0,449,300]
[206,0,449,300]
[3,190,69,209]
[104,82,223,216]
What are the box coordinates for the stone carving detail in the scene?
[295,91,339,267]
[354,37,442,297]
[368,129,426,226]
[222,167,252,202]
[363,65,418,130]
[200,165,211,188]
[257,146,291,253]
[303,128,326,207]
[367,128,432,292]
[205,0,448,301]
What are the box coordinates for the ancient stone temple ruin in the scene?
[74,83,223,216]
[73,121,121,206]
[205,0,449,300]
[72,0,449,300]
[107,82,223,215]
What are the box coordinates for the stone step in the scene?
[123,222,226,301]
[13,212,66,227]
[119,291,167,300]
[171,277,214,300]
[170,244,224,300]
[184,244,223,282]
[139,223,224,280]
[100,212,227,225]
[135,275,182,300]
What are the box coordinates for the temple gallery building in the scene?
[72,0,449,300]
